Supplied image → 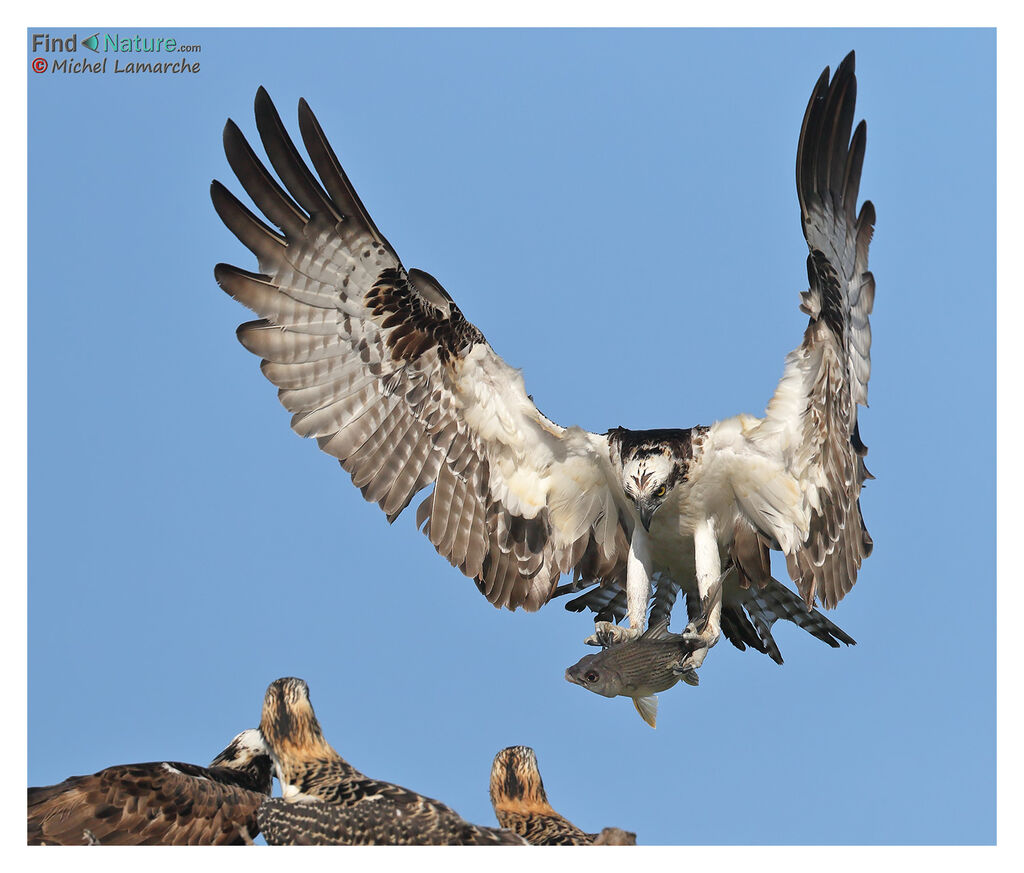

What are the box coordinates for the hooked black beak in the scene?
[639,505,654,532]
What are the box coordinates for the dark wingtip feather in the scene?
[843,120,868,214]
[213,261,232,289]
[253,88,338,223]
[796,52,864,237]
[221,117,240,149]
[211,180,286,264]
[296,94,397,259]
[796,65,831,220]
[222,114,307,238]
[859,199,876,229]
[254,84,272,111]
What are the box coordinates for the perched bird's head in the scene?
[489,746,555,814]
[209,728,274,794]
[609,427,703,532]
[259,677,332,762]
[564,652,624,699]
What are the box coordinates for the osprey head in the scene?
[610,427,703,531]
[259,677,331,761]
[489,746,551,812]
[621,452,677,531]
[210,728,271,767]
[210,728,274,794]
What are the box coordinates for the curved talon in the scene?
[671,651,701,685]
[584,621,642,648]
[680,621,720,652]
[675,645,709,675]
[583,620,614,647]
[590,629,615,649]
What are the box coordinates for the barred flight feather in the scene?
[747,51,875,610]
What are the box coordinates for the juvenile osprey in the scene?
[257,796,525,846]
[212,51,874,677]
[257,677,526,845]
[27,729,273,845]
[490,745,636,845]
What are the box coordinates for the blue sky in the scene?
[27,28,995,845]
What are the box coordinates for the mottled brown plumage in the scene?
[257,796,524,846]
[489,746,636,845]
[258,677,525,845]
[27,729,273,846]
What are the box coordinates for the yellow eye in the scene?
[655,485,667,498]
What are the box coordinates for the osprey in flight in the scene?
[212,51,874,677]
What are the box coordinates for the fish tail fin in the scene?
[632,695,658,728]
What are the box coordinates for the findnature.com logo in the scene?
[30,32,202,76]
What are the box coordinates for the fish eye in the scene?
[655,485,666,498]
[585,671,599,683]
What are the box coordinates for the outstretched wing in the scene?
[27,763,264,845]
[746,51,875,609]
[212,89,630,611]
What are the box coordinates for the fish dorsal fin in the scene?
[632,695,658,728]
[641,617,672,641]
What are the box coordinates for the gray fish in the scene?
[564,618,698,728]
